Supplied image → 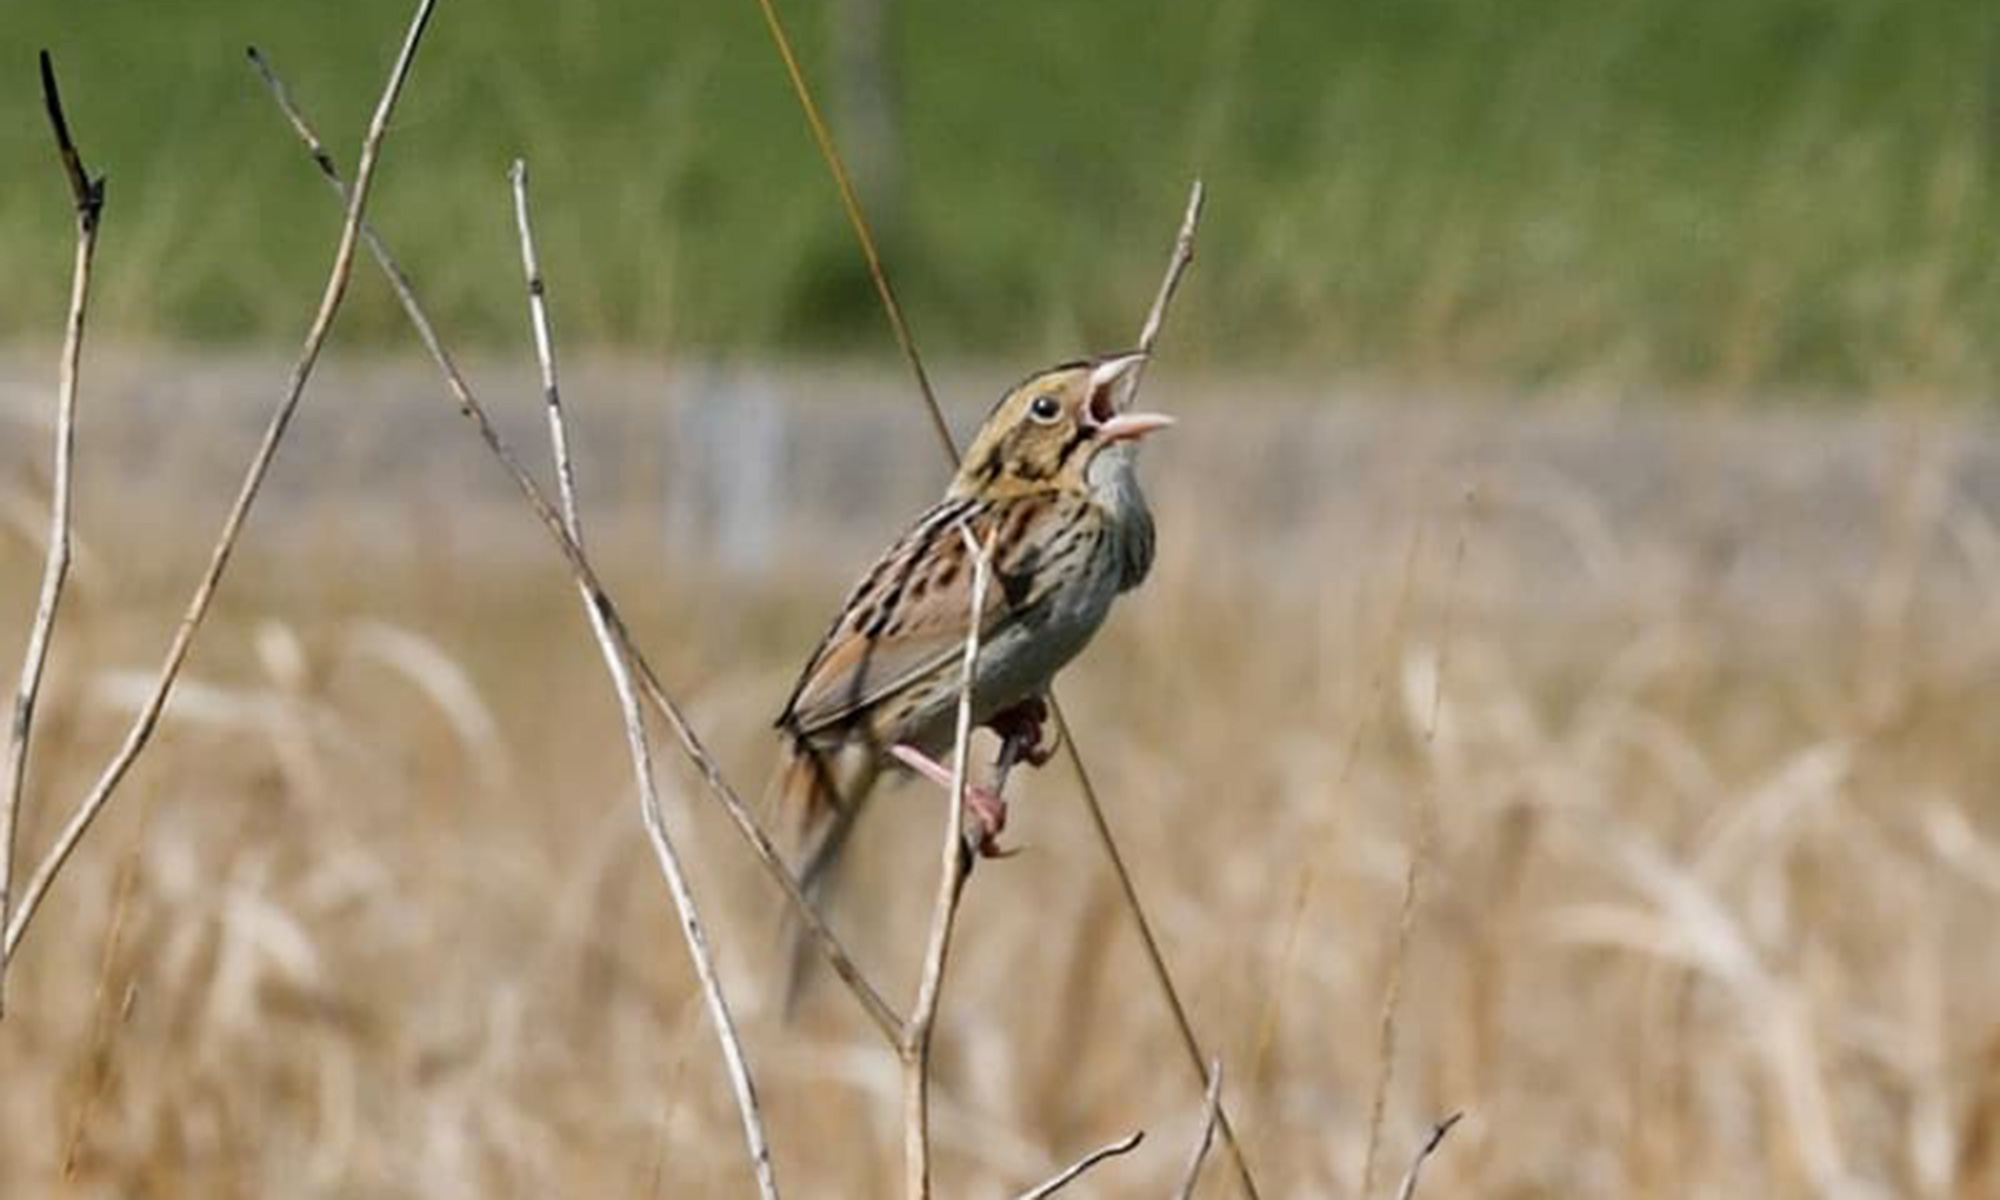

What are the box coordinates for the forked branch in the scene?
[3,0,441,974]
[0,51,107,1015]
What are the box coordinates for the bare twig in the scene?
[1135,181,1205,365]
[949,194,1249,1200]
[511,159,780,1200]
[1171,1059,1225,1200]
[1010,1130,1146,1200]
[1048,178,1264,1200]
[1,0,440,970]
[1392,1113,1463,1200]
[900,524,992,1200]
[1038,178,1266,1200]
[0,51,106,1015]
[247,50,904,1043]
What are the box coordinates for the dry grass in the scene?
[4,361,2000,1197]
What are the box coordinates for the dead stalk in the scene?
[1392,1113,1463,1200]
[1171,1059,1225,1200]
[899,524,992,1200]
[741,20,1247,1180]
[510,160,780,1200]
[748,0,951,457]
[0,51,105,1016]
[248,51,904,1044]
[1040,179,1266,1200]
[1,0,440,971]
[1010,1131,1146,1200]
[1134,180,1204,370]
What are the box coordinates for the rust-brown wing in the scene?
[778,495,1028,740]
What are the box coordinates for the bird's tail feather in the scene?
[776,738,877,1015]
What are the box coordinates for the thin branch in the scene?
[1171,1059,1225,1200]
[900,524,992,1200]
[2,0,440,969]
[1134,180,1205,367]
[511,159,780,1200]
[0,51,106,1016]
[1392,1113,1463,1200]
[1010,1131,1146,1200]
[747,0,953,458]
[632,645,904,1040]
[247,51,903,1042]
[37,51,102,215]
[1034,176,1265,1200]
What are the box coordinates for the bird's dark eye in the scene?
[1028,394,1063,423]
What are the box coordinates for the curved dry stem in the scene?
[2,0,441,969]
[1010,1131,1145,1200]
[1394,1112,1464,1200]
[511,159,780,1200]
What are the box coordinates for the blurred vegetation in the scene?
[2,0,1998,389]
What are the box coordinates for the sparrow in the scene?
[773,351,1169,993]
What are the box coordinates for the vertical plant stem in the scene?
[899,524,992,1200]
[511,159,781,1200]
[1171,1059,1226,1200]
[0,52,105,1016]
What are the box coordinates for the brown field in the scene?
[4,354,2000,1198]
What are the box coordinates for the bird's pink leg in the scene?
[889,743,1012,857]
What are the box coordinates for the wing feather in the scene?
[778,494,1050,739]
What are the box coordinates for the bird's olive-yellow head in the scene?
[949,352,1171,500]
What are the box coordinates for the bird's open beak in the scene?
[1086,352,1172,442]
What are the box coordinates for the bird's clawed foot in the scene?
[889,743,1016,858]
[986,695,1057,769]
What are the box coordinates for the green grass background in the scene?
[3,0,1997,390]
